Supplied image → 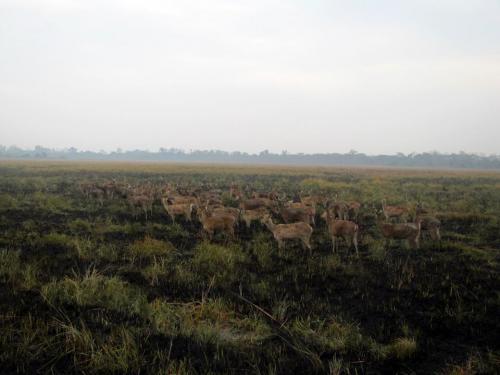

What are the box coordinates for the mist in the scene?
[1,0,500,154]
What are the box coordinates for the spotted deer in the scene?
[325,210,359,256]
[262,215,313,254]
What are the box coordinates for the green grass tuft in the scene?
[41,268,150,318]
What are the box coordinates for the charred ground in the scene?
[0,161,499,374]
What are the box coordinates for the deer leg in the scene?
[353,233,359,257]
[332,236,336,253]
[303,238,311,255]
[409,238,415,249]
[277,239,284,251]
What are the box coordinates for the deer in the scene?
[291,200,318,219]
[417,214,441,241]
[252,191,279,200]
[300,195,326,209]
[98,180,118,199]
[280,206,315,225]
[262,215,313,254]
[88,187,105,206]
[240,198,278,212]
[229,185,245,200]
[325,210,359,256]
[326,199,349,220]
[109,181,130,199]
[128,194,154,219]
[347,201,362,221]
[240,207,269,229]
[196,191,223,207]
[206,205,240,222]
[161,198,194,223]
[381,199,409,222]
[164,194,199,210]
[286,202,305,209]
[377,212,422,249]
[198,208,237,240]
[78,182,94,198]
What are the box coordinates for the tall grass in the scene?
[41,268,150,318]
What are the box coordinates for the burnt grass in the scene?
[0,161,499,374]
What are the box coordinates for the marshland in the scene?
[0,160,499,374]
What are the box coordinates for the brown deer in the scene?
[88,187,105,206]
[206,206,240,222]
[197,191,223,207]
[381,199,409,222]
[262,215,313,254]
[161,199,194,223]
[78,182,94,198]
[325,211,359,256]
[240,207,269,229]
[417,214,441,241]
[252,191,279,200]
[199,208,237,240]
[164,194,199,209]
[377,214,422,249]
[128,194,154,219]
[240,198,278,212]
[280,206,315,225]
[348,201,362,221]
[300,195,326,209]
[229,185,245,200]
[327,199,349,220]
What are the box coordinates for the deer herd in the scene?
[80,180,442,256]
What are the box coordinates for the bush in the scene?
[31,192,71,213]
[0,249,21,283]
[251,233,275,271]
[141,257,172,286]
[41,268,150,318]
[192,242,247,286]
[0,249,39,289]
[68,219,92,235]
[55,320,141,373]
[150,297,269,346]
[390,337,417,359]
[36,233,74,254]
[96,244,120,262]
[289,317,388,360]
[128,236,176,264]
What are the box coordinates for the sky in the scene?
[1,0,499,155]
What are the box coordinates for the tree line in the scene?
[1,145,499,170]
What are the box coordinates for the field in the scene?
[1,160,499,374]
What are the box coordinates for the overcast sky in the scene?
[1,0,499,154]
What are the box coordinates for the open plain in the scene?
[1,160,499,374]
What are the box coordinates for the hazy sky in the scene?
[1,0,499,154]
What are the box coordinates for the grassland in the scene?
[0,160,499,374]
